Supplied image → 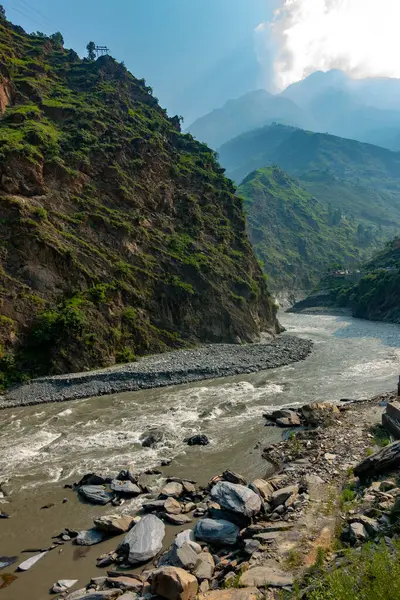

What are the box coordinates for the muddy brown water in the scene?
[1,313,400,599]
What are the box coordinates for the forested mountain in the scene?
[240,166,365,290]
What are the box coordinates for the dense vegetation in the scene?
[0,16,278,387]
[239,166,365,290]
[219,125,400,253]
[327,239,400,323]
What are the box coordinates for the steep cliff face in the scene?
[0,19,279,385]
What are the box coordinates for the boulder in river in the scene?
[194,518,239,546]
[0,556,17,569]
[110,480,141,496]
[78,485,114,505]
[17,551,47,571]
[210,481,262,518]
[51,579,78,594]
[185,434,209,446]
[76,473,112,486]
[76,528,107,546]
[94,514,138,535]
[151,566,198,600]
[118,514,165,564]
[141,430,164,448]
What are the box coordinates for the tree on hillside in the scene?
[50,31,64,47]
[32,31,48,38]
[86,41,96,61]
[0,5,6,19]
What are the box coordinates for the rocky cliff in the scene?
[0,17,279,386]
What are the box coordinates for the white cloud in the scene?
[257,0,400,90]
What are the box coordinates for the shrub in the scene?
[116,347,135,364]
[306,540,400,600]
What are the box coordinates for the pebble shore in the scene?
[0,335,312,409]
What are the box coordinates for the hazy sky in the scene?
[4,0,400,118]
[263,0,400,90]
[2,0,272,118]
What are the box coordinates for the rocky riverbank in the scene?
[0,335,312,409]
[2,388,400,599]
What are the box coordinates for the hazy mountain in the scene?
[187,89,309,149]
[282,70,400,149]
[219,124,400,254]
[190,70,400,151]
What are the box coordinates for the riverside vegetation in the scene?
[0,13,280,389]
[306,238,400,324]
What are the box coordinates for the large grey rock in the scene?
[271,485,299,507]
[111,480,141,496]
[17,552,47,571]
[348,515,380,537]
[251,479,274,501]
[185,434,209,446]
[210,481,261,518]
[94,514,138,535]
[51,580,78,594]
[78,485,113,505]
[354,440,400,479]
[192,552,215,580]
[240,566,294,588]
[143,499,166,512]
[76,528,107,546]
[175,530,202,553]
[118,514,165,564]
[348,522,369,545]
[176,544,200,570]
[194,518,239,546]
[160,482,184,498]
[243,539,261,555]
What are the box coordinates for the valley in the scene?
[1,6,400,600]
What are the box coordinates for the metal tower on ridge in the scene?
[95,46,110,57]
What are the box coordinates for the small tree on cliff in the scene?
[50,31,64,47]
[0,5,6,19]
[87,41,96,61]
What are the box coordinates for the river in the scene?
[0,312,399,598]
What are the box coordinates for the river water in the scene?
[0,313,400,598]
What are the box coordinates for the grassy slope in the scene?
[239,166,362,290]
[0,18,278,386]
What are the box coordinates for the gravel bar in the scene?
[0,335,312,409]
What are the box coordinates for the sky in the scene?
[261,0,400,91]
[2,0,273,121]
[4,0,400,121]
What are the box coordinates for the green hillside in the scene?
[0,16,278,387]
[240,166,365,290]
[219,125,400,250]
[331,239,400,323]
